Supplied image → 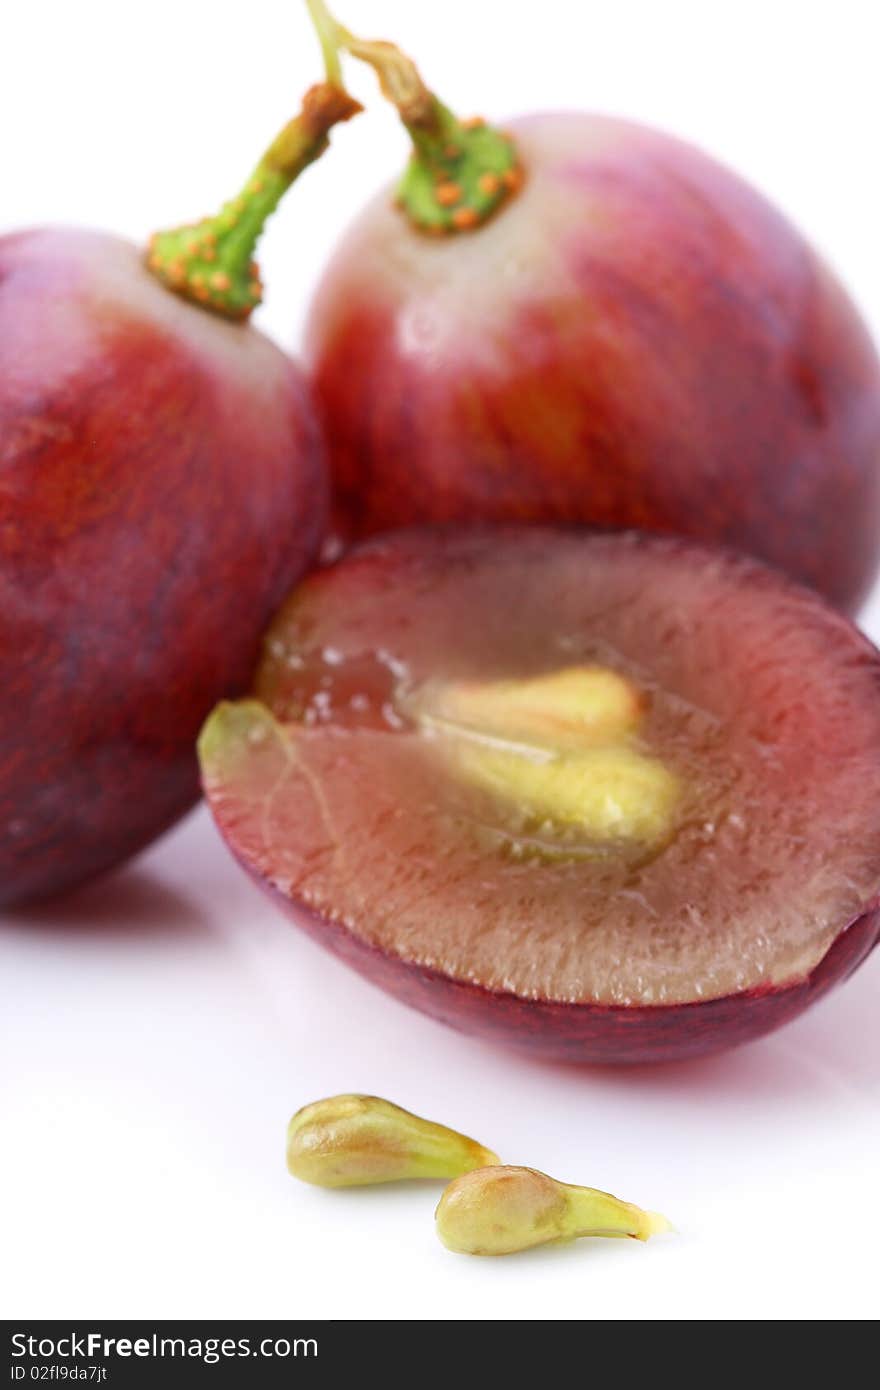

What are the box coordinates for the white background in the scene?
[2,0,879,1321]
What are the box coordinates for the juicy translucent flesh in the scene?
[202,531,880,1007]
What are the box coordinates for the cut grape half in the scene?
[200,528,880,1062]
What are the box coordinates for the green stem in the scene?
[305,0,345,87]
[303,0,523,235]
[146,82,361,321]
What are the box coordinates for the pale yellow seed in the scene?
[436,1166,671,1256]
[412,667,644,748]
[287,1094,499,1188]
[408,665,678,845]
